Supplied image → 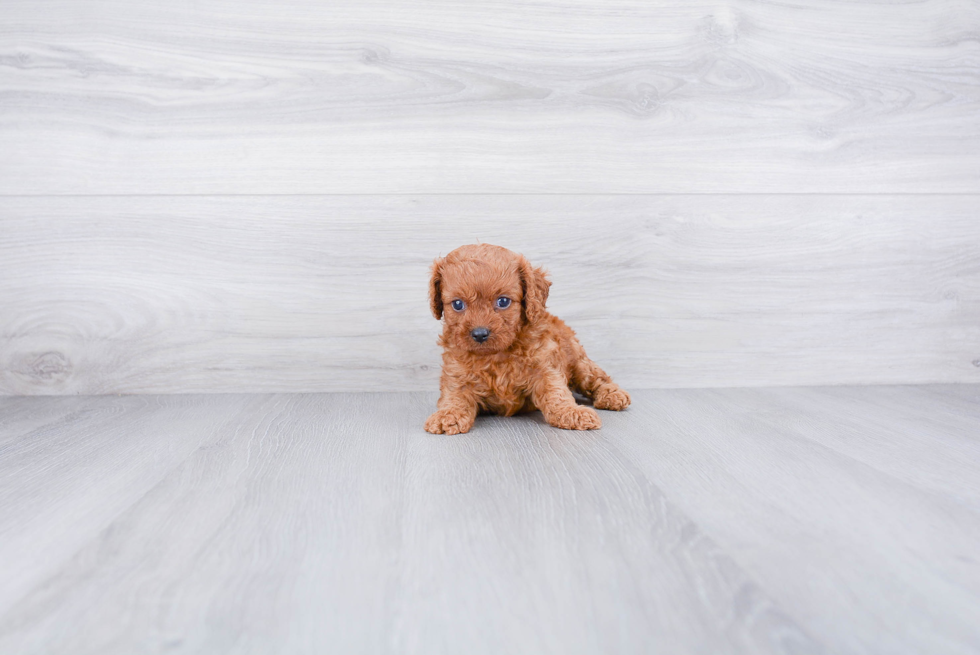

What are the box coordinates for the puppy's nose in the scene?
[470,327,491,343]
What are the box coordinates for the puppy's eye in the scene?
[451,299,466,312]
[496,297,512,309]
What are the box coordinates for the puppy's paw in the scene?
[594,385,631,411]
[546,404,602,431]
[424,409,474,435]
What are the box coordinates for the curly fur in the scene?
[425,244,630,434]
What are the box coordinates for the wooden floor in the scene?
[0,386,978,654]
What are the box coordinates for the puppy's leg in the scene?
[532,372,601,430]
[571,358,631,411]
[425,382,479,435]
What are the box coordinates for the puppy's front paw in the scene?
[546,404,601,431]
[424,409,474,435]
[594,386,631,411]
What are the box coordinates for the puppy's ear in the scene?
[429,257,445,319]
[518,256,551,324]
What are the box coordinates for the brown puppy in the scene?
[425,244,630,434]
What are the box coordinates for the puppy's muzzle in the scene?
[470,327,491,343]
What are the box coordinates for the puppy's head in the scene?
[429,244,551,354]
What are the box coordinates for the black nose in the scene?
[470,327,490,343]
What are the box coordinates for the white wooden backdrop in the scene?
[1,0,979,394]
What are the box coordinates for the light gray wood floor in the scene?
[1,386,978,654]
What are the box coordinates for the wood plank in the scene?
[0,394,257,618]
[0,396,93,446]
[1,0,978,194]
[2,195,978,395]
[612,386,980,655]
[0,391,823,654]
[759,385,980,508]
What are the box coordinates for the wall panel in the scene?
[1,0,978,194]
[2,195,977,394]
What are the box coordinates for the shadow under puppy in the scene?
[425,244,630,434]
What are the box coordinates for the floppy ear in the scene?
[429,257,445,319]
[518,256,551,324]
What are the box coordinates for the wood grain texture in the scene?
[0,386,978,654]
[611,386,980,655]
[0,395,259,620]
[2,195,978,395]
[1,0,978,194]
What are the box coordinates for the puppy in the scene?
[425,244,630,434]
